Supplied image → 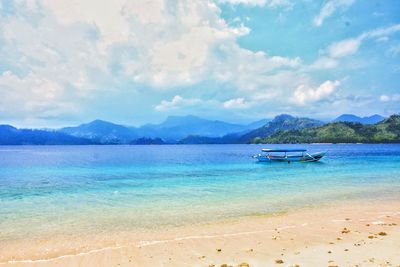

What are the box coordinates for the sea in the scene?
[1,144,400,242]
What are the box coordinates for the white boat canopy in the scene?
[261,148,307,152]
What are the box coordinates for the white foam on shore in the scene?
[138,225,296,247]
[1,225,297,265]
[1,245,125,265]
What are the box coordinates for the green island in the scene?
[251,114,400,144]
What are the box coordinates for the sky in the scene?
[0,0,399,128]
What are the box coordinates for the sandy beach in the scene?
[1,199,400,267]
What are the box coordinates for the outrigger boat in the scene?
[253,148,326,163]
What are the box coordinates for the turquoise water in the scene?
[1,144,400,241]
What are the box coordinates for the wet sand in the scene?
[1,200,400,267]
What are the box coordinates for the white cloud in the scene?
[0,71,79,120]
[155,95,206,111]
[292,80,340,105]
[41,0,239,87]
[361,24,400,39]
[313,0,355,27]
[327,38,361,58]
[380,95,390,102]
[4,0,287,123]
[211,44,302,93]
[156,95,254,112]
[305,24,400,75]
[223,98,251,109]
[307,56,338,70]
[325,24,400,58]
[1,0,376,125]
[380,94,400,102]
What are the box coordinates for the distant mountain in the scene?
[134,115,254,140]
[60,120,137,144]
[256,114,400,144]
[178,135,230,144]
[333,114,384,124]
[57,116,267,143]
[237,114,323,143]
[242,119,270,132]
[3,114,396,145]
[0,125,93,145]
[130,137,166,145]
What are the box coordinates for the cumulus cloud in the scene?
[211,45,302,93]
[313,0,355,27]
[156,95,254,112]
[3,0,301,124]
[292,80,340,105]
[1,0,300,86]
[2,0,391,125]
[155,95,207,111]
[223,98,251,109]
[38,0,254,88]
[0,71,79,121]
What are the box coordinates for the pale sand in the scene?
[1,200,400,267]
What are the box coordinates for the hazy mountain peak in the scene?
[272,114,295,122]
[0,125,18,131]
[334,114,385,124]
[237,114,322,143]
[83,119,122,127]
[163,115,204,126]
[60,119,137,144]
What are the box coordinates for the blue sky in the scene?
[0,0,399,127]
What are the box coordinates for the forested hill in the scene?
[252,115,400,144]
[237,114,323,143]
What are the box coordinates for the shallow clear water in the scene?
[0,144,399,241]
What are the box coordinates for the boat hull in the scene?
[255,152,326,163]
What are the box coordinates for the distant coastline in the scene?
[1,113,399,145]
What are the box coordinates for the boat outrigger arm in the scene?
[254,148,326,163]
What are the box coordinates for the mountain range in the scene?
[128,115,268,140]
[0,125,94,145]
[237,114,323,143]
[60,120,137,144]
[0,115,270,145]
[333,114,384,124]
[58,115,269,144]
[256,115,400,144]
[1,113,398,145]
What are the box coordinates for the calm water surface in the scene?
[0,144,399,241]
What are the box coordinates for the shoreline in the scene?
[1,199,400,266]
[1,143,400,146]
